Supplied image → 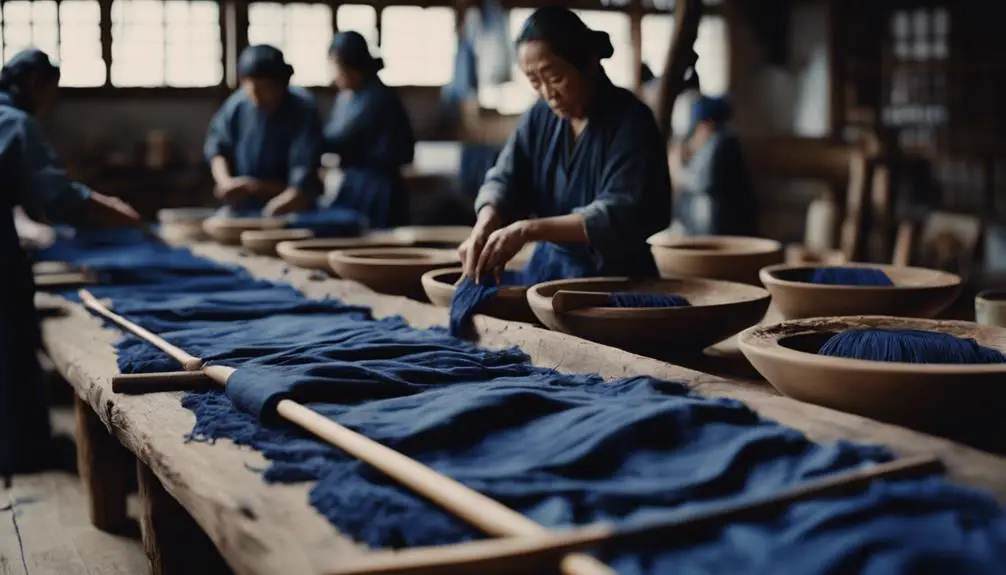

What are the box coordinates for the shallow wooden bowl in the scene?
[276,234,409,271]
[760,263,961,320]
[738,315,1006,432]
[647,233,784,285]
[328,247,460,300]
[240,228,314,256]
[421,267,538,324]
[157,207,217,241]
[526,277,771,354]
[202,216,288,245]
[391,226,472,247]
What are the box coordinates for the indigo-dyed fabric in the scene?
[810,267,894,286]
[676,129,756,237]
[819,329,1006,365]
[458,143,501,199]
[48,231,1006,574]
[204,87,323,212]
[475,72,670,277]
[323,76,414,229]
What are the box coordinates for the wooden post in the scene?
[74,395,132,532]
[137,460,232,575]
[629,0,644,94]
[654,0,703,142]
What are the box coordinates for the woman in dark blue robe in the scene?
[459,7,671,281]
[323,31,415,229]
[204,45,323,216]
[0,49,142,480]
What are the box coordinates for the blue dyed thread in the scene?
[818,328,1006,364]
[810,267,894,286]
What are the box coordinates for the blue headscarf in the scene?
[329,31,383,74]
[0,49,60,114]
[237,45,294,83]
[691,96,732,127]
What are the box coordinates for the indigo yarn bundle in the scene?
[809,267,894,286]
[818,329,1006,364]
[609,293,690,308]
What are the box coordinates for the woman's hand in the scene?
[214,176,254,201]
[459,206,501,281]
[263,188,311,216]
[474,220,532,281]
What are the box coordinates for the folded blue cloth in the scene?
[47,230,1006,574]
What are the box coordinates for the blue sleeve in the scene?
[574,106,671,261]
[204,95,237,163]
[16,114,90,226]
[473,109,534,221]
[287,97,323,197]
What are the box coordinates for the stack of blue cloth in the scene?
[36,230,1006,573]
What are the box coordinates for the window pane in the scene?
[336,4,377,49]
[642,14,728,96]
[248,2,332,87]
[379,6,455,86]
[111,0,221,87]
[59,0,105,87]
[4,2,33,24]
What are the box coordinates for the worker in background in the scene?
[204,45,323,217]
[669,95,756,236]
[0,49,144,480]
[322,31,415,229]
[459,6,671,280]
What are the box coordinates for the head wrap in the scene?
[237,45,294,83]
[514,6,613,73]
[691,96,732,127]
[329,31,384,74]
[0,49,60,113]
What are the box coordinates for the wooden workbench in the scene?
[38,240,1006,575]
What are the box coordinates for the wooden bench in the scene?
[38,240,1006,575]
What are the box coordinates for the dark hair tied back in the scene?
[0,49,60,114]
[515,6,613,73]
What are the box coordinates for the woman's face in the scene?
[241,76,286,112]
[330,56,359,91]
[31,75,59,119]
[517,40,589,120]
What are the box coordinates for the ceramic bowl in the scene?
[240,228,314,256]
[526,277,771,355]
[276,234,408,271]
[738,315,1006,432]
[328,247,460,300]
[647,233,784,285]
[759,263,961,320]
[157,207,217,242]
[421,267,538,324]
[202,216,287,245]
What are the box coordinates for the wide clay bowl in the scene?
[157,207,217,241]
[759,263,961,320]
[202,216,287,245]
[738,315,1006,433]
[328,247,460,300]
[421,267,538,324]
[277,233,408,271]
[240,228,314,256]
[647,233,784,285]
[391,226,472,247]
[526,277,771,355]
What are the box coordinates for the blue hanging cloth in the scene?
[45,231,1006,574]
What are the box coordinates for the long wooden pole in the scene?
[655,0,704,142]
[80,290,615,575]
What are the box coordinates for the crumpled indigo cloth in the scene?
[41,229,1006,574]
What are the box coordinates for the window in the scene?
[642,14,729,96]
[58,1,105,87]
[573,10,632,88]
[111,0,222,87]
[379,6,455,87]
[2,1,59,66]
[336,4,377,51]
[248,2,332,87]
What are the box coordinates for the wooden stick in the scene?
[85,296,614,575]
[325,454,943,575]
[34,272,97,288]
[112,371,215,394]
[551,290,612,313]
[78,289,204,371]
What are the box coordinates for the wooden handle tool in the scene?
[112,371,215,394]
[78,289,203,371]
[325,454,943,575]
[34,272,97,289]
[551,290,612,313]
[88,299,615,575]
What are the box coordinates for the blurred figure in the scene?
[205,45,323,216]
[669,95,756,236]
[323,31,414,228]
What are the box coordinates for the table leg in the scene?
[74,395,132,531]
